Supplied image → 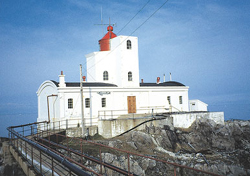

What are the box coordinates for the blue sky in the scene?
[0,0,250,136]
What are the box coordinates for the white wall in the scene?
[189,99,208,111]
[85,35,140,88]
[173,112,224,128]
[37,81,59,122]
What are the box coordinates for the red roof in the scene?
[101,26,117,40]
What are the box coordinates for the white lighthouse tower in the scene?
[85,25,140,88]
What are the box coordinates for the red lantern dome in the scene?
[98,25,117,51]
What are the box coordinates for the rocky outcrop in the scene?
[86,119,250,176]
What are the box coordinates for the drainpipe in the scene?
[47,94,58,123]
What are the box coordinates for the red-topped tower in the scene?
[98,25,117,51]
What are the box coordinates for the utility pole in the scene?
[80,64,85,138]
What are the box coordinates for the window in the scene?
[179,96,183,104]
[102,98,106,107]
[68,98,73,109]
[167,96,171,104]
[127,40,131,49]
[128,71,132,81]
[85,98,90,108]
[103,71,108,81]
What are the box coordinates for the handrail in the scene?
[7,120,225,176]
[7,126,91,176]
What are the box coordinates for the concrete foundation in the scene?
[9,146,36,176]
[173,112,224,128]
[66,112,224,139]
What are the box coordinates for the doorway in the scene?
[127,96,136,113]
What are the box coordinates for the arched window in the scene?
[68,98,73,109]
[102,98,106,107]
[128,71,132,81]
[127,40,132,49]
[103,71,108,81]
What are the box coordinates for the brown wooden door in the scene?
[127,96,136,113]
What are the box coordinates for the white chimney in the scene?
[59,71,66,87]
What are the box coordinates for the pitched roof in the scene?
[51,81,118,87]
[140,81,185,87]
[51,80,185,88]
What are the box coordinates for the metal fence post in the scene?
[25,141,27,160]
[40,150,42,174]
[128,153,130,175]
[81,139,83,164]
[52,157,54,176]
[99,148,102,174]
[31,126,33,136]
[31,146,33,167]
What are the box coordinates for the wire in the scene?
[117,0,151,35]
[84,0,170,78]
[129,0,170,36]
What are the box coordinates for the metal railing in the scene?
[98,107,168,120]
[8,120,224,176]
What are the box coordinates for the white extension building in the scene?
[37,26,211,131]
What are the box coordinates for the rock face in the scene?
[0,138,25,176]
[84,119,250,176]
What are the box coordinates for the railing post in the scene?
[52,157,54,176]
[66,119,68,129]
[40,150,42,174]
[174,167,177,176]
[31,126,33,136]
[14,134,16,148]
[128,153,130,175]
[49,133,51,148]
[41,131,43,144]
[20,137,22,154]
[31,146,33,167]
[81,139,83,164]
[56,134,58,150]
[25,141,27,160]
[99,148,102,174]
